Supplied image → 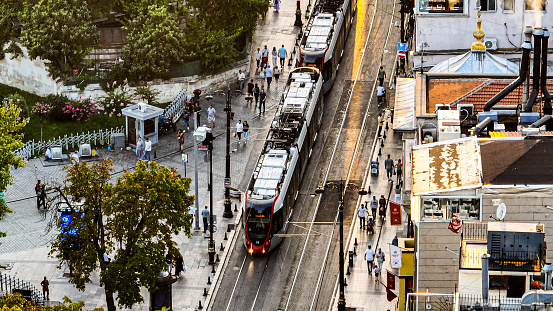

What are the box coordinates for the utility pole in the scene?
[193,112,200,231]
[400,0,405,72]
[295,0,303,27]
[223,88,233,218]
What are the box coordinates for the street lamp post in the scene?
[204,130,216,264]
[315,181,367,311]
[223,88,233,218]
[295,0,303,27]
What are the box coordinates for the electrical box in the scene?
[111,133,125,149]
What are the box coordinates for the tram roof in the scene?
[305,13,334,50]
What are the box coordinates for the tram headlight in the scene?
[262,248,266,254]
[249,247,254,255]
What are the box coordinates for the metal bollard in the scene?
[349,250,354,267]
[203,288,208,296]
[207,276,211,285]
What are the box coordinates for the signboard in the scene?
[198,145,208,151]
[397,42,407,59]
[398,50,406,59]
[387,271,396,290]
[390,244,402,268]
[390,201,402,225]
[181,153,188,163]
[224,178,231,188]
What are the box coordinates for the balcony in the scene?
[458,294,521,311]
[489,251,542,272]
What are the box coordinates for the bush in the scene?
[7,93,28,121]
[43,94,72,122]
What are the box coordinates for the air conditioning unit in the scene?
[51,146,63,160]
[458,104,474,116]
[484,38,498,50]
[138,102,147,112]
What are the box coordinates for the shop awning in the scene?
[393,78,416,131]
[412,137,482,195]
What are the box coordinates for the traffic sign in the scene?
[224,178,231,188]
[397,42,407,52]
[198,145,208,151]
[181,153,188,163]
[398,50,406,59]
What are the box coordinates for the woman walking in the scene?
[177,129,185,151]
[243,121,250,144]
[274,0,280,12]
[259,66,266,89]
[376,248,385,268]
[272,47,278,68]
[253,84,260,110]
[274,66,280,87]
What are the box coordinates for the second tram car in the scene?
[243,67,324,255]
[298,0,356,93]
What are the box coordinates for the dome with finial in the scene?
[472,11,486,51]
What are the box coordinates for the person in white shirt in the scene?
[238,70,246,92]
[377,85,385,107]
[358,204,367,229]
[44,148,52,161]
[236,120,244,144]
[70,150,79,163]
[144,137,152,162]
[364,245,375,274]
[207,105,216,128]
[255,47,262,70]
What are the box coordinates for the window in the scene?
[144,119,155,135]
[417,0,466,13]
[525,0,545,10]
[503,0,514,11]
[421,197,480,221]
[479,0,496,11]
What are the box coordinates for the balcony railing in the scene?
[489,251,542,272]
[459,294,521,311]
[463,222,488,241]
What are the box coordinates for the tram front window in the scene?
[300,52,324,69]
[246,199,273,240]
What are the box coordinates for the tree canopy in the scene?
[52,160,194,310]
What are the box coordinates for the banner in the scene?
[390,244,402,268]
[386,287,398,301]
[387,271,396,290]
[448,212,462,234]
[389,201,402,226]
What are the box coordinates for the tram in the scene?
[243,67,324,255]
[297,0,356,93]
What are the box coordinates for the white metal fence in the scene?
[164,88,187,123]
[15,127,125,160]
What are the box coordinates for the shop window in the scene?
[421,197,480,221]
[418,0,465,13]
[525,0,545,11]
[503,0,514,11]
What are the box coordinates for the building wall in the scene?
[416,221,461,294]
[459,270,531,297]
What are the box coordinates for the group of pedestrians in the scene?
[384,154,402,183]
[254,45,287,91]
[135,136,152,162]
[364,245,386,280]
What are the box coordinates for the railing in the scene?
[164,88,187,124]
[458,294,521,311]
[15,127,125,160]
[463,222,488,241]
[489,251,542,272]
[0,272,44,305]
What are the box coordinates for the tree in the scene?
[7,93,29,122]
[0,0,24,61]
[31,101,53,141]
[100,81,133,127]
[0,104,28,237]
[133,85,160,106]
[20,0,98,80]
[62,98,99,132]
[51,160,194,311]
[122,5,184,80]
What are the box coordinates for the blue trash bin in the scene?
[371,161,379,176]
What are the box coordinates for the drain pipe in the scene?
[545,263,553,290]
[541,28,552,116]
[529,115,553,128]
[482,254,489,309]
[473,117,493,136]
[523,26,534,105]
[524,27,543,112]
[484,39,532,111]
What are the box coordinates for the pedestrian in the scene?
[392,235,399,246]
[259,66,266,88]
[70,150,79,163]
[202,206,209,233]
[364,245,375,274]
[182,108,190,132]
[175,255,184,279]
[41,277,49,300]
[370,195,378,220]
[238,69,246,92]
[374,264,380,281]
[278,45,287,68]
[262,45,269,67]
[379,194,386,220]
[377,84,385,107]
[385,154,394,181]
[367,218,374,234]
[194,103,202,126]
[236,120,243,144]
[136,136,144,160]
[166,253,174,275]
[144,137,152,162]
[35,180,42,210]
[272,47,278,68]
[376,247,385,267]
[377,113,383,136]
[177,129,185,151]
[274,0,280,12]
[266,65,273,89]
[254,84,260,108]
[358,204,367,229]
[255,47,262,70]
[243,121,250,144]
[259,88,267,114]
[378,65,386,86]
[207,104,216,128]
[407,70,414,78]
[274,66,280,87]
[247,79,255,96]
[40,184,46,209]
[187,205,195,226]
[396,159,403,184]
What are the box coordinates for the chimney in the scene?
[523,27,543,112]
[483,39,532,111]
[541,28,552,116]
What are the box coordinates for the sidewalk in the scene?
[0,3,309,311]
[330,110,406,310]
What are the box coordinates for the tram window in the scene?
[270,209,284,235]
[323,59,333,81]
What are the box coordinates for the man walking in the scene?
[278,45,287,68]
[377,84,385,107]
[202,206,209,234]
[378,65,386,86]
[255,47,262,70]
[35,180,42,210]
[262,45,269,67]
[364,245,375,275]
[136,136,144,160]
[370,195,378,220]
[259,88,267,114]
[207,104,216,128]
[41,277,50,300]
[385,154,394,181]
[265,65,273,89]
[144,137,152,162]
[358,204,367,229]
[238,70,246,92]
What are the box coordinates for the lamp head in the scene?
[315,185,325,194]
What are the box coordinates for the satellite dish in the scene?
[496,203,507,221]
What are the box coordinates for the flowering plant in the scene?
[100,80,133,126]
[63,98,99,132]
[31,102,53,141]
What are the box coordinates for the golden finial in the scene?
[472,11,486,51]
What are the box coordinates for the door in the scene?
[128,117,136,145]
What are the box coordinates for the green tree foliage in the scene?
[0,104,28,237]
[7,93,28,122]
[122,5,184,81]
[52,160,194,311]
[0,293,103,310]
[43,94,72,122]
[20,0,99,80]
[133,85,160,106]
[0,0,24,61]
